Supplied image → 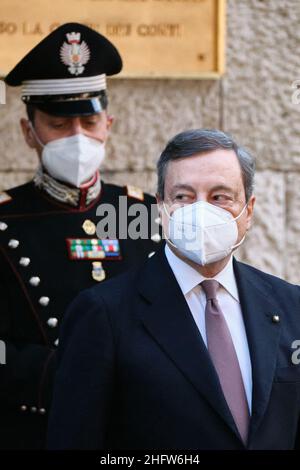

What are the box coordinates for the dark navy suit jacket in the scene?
[47,247,300,449]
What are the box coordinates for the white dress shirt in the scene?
[165,245,253,413]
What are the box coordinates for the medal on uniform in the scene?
[66,238,121,260]
[92,262,106,282]
[82,219,96,235]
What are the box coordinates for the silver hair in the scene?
[157,129,255,202]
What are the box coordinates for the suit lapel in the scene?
[138,248,241,439]
[233,260,283,442]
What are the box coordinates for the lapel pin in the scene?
[272,315,280,323]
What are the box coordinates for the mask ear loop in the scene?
[161,200,192,222]
[231,234,246,250]
[160,201,180,250]
[29,121,45,148]
[230,201,249,250]
[162,200,172,219]
[233,202,248,222]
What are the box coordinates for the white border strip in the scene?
[22,74,106,95]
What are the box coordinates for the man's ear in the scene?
[20,118,38,149]
[156,193,162,205]
[106,114,114,130]
[156,193,162,213]
[245,195,255,231]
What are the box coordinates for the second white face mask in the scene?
[164,200,246,266]
[32,129,106,187]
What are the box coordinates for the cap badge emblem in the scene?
[60,32,90,76]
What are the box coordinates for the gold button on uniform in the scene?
[82,219,96,235]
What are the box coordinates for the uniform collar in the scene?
[165,244,240,302]
[33,166,101,209]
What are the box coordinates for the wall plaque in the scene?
[0,0,225,78]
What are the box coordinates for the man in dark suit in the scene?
[47,129,300,450]
[0,23,161,449]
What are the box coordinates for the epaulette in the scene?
[126,185,144,202]
[0,192,12,205]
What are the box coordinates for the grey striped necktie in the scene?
[201,279,250,444]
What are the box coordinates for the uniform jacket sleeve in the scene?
[0,249,56,411]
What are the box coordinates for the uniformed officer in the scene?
[0,23,162,449]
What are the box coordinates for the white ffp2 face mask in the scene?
[163,200,247,266]
[30,123,105,187]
